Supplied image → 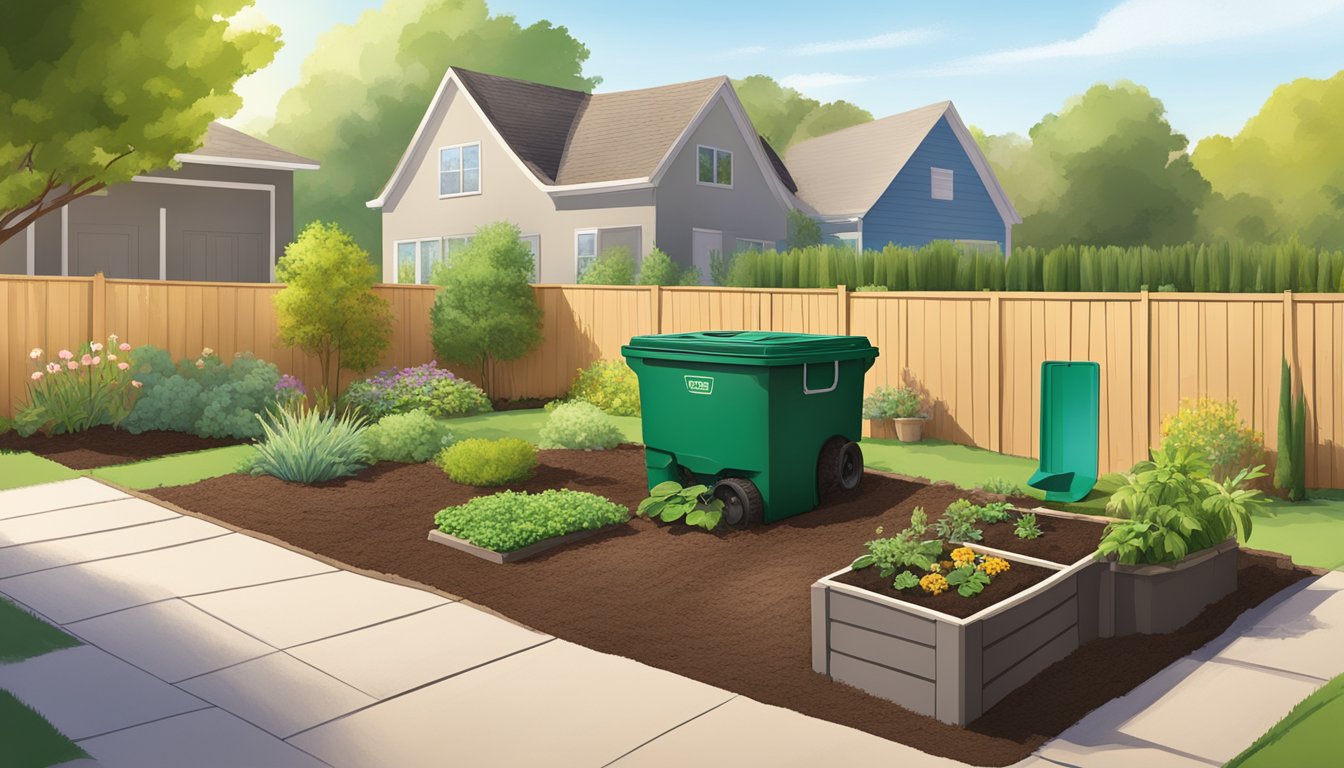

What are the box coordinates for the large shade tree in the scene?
[0,0,280,246]
[264,0,599,255]
[732,75,872,152]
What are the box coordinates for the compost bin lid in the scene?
[623,331,876,359]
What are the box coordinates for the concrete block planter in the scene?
[1106,537,1239,636]
[426,523,625,564]
[812,547,1104,725]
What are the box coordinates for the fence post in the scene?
[836,284,848,334]
[91,271,106,343]
[989,294,1001,453]
[650,284,662,334]
[1139,289,1151,459]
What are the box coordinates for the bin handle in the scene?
[803,361,839,395]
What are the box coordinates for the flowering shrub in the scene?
[862,385,924,420]
[275,375,307,411]
[362,410,454,463]
[1160,398,1264,481]
[14,335,141,436]
[122,347,282,440]
[341,362,491,420]
[436,437,537,486]
[434,489,629,552]
[566,360,640,416]
[537,401,624,450]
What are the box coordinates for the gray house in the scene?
[0,123,318,282]
[369,68,797,284]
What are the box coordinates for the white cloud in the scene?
[945,0,1344,72]
[793,28,938,56]
[779,73,873,90]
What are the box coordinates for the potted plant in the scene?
[862,385,927,442]
[1096,443,1266,635]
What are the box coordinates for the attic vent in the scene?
[931,167,954,200]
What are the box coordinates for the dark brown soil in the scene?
[149,446,1313,766]
[0,426,244,469]
[490,397,556,412]
[976,511,1108,565]
[834,550,1057,619]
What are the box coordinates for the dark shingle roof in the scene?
[183,122,319,168]
[759,137,797,193]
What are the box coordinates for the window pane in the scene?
[441,147,461,172]
[716,150,732,185]
[462,144,479,170]
[419,239,440,284]
[396,243,416,284]
[440,170,461,196]
[577,232,596,257]
[698,147,714,183]
[462,168,480,193]
[577,255,594,280]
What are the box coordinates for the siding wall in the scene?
[3,278,1342,486]
[862,117,1007,251]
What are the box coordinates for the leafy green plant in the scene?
[636,481,724,531]
[14,335,141,436]
[1014,512,1043,539]
[855,284,887,292]
[123,346,283,440]
[245,407,370,484]
[1160,398,1264,481]
[362,410,453,463]
[892,571,920,590]
[976,501,1014,524]
[1098,444,1268,565]
[537,401,623,450]
[862,385,924,420]
[436,437,537,486]
[341,362,491,420]
[709,250,735,286]
[567,360,640,416]
[980,477,1024,496]
[579,246,636,285]
[945,565,992,597]
[637,247,696,286]
[934,499,984,542]
[851,508,943,575]
[433,489,629,552]
[786,209,822,249]
[1275,358,1308,501]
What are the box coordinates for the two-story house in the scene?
[368,68,796,284]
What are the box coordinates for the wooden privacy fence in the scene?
[2,275,1342,486]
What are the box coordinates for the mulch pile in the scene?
[150,445,1312,766]
[0,426,243,470]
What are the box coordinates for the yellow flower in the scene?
[979,557,1011,576]
[920,573,949,595]
[950,547,977,566]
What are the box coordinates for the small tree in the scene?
[637,247,694,286]
[578,246,636,285]
[786,209,822,249]
[1275,358,1293,491]
[274,222,391,397]
[430,222,542,395]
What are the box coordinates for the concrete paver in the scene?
[0,645,207,740]
[0,516,229,579]
[185,570,448,649]
[287,602,550,699]
[0,497,179,547]
[1214,570,1344,681]
[0,533,335,623]
[66,599,274,683]
[288,639,735,768]
[178,652,376,738]
[0,478,128,520]
[77,708,330,768]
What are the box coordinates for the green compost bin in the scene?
[621,331,878,525]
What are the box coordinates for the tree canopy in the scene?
[732,75,872,152]
[264,0,598,255]
[0,0,279,246]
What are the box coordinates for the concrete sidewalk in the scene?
[2,477,1342,767]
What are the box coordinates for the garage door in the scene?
[184,231,266,282]
[71,225,138,278]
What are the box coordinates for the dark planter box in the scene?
[1105,537,1238,636]
[811,548,1104,726]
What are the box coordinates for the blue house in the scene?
[783,101,1020,254]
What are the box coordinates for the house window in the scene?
[735,238,772,252]
[439,143,481,197]
[395,239,444,284]
[931,167,954,201]
[521,234,540,283]
[575,230,597,279]
[697,145,732,187]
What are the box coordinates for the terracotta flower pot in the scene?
[893,417,926,442]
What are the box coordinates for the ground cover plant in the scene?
[433,488,628,552]
[980,477,1024,496]
[14,335,141,437]
[245,407,370,484]
[566,359,640,416]
[362,409,453,463]
[635,480,724,531]
[341,361,491,420]
[861,385,924,420]
[1014,512,1043,539]
[123,346,282,440]
[437,437,537,486]
[537,401,623,450]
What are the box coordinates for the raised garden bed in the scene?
[427,524,627,564]
[0,426,242,470]
[1108,537,1239,635]
[148,448,1314,766]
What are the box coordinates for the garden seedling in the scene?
[935,499,984,542]
[977,501,1014,524]
[892,571,920,590]
[1014,512,1043,539]
[637,481,724,531]
[945,565,992,597]
[851,508,943,574]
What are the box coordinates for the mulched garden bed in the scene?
[0,426,244,470]
[150,446,1313,766]
[977,509,1108,565]
[833,549,1058,619]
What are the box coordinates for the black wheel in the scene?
[713,477,764,528]
[817,437,864,497]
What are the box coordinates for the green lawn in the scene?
[0,452,80,491]
[88,444,258,490]
[1227,672,1344,767]
[0,597,86,768]
[0,596,80,663]
[447,409,643,446]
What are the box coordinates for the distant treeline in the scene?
[720,241,1344,293]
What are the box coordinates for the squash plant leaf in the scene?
[650,481,682,498]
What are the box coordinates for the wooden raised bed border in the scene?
[426,522,626,564]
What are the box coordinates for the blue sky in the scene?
[231,0,1344,147]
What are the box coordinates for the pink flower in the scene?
[67,361,79,370]
[107,353,117,361]
[118,342,131,352]
[58,350,73,360]
[118,362,130,371]
[131,380,144,388]
[29,348,42,359]
[45,362,60,374]
[195,360,205,369]
[90,342,104,352]
[91,356,101,365]
[30,371,42,381]
[80,354,93,366]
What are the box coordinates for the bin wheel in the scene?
[713,478,764,528]
[818,437,864,497]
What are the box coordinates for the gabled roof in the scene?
[177,122,319,171]
[369,68,795,208]
[784,101,1020,224]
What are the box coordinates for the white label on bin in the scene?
[684,375,714,395]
